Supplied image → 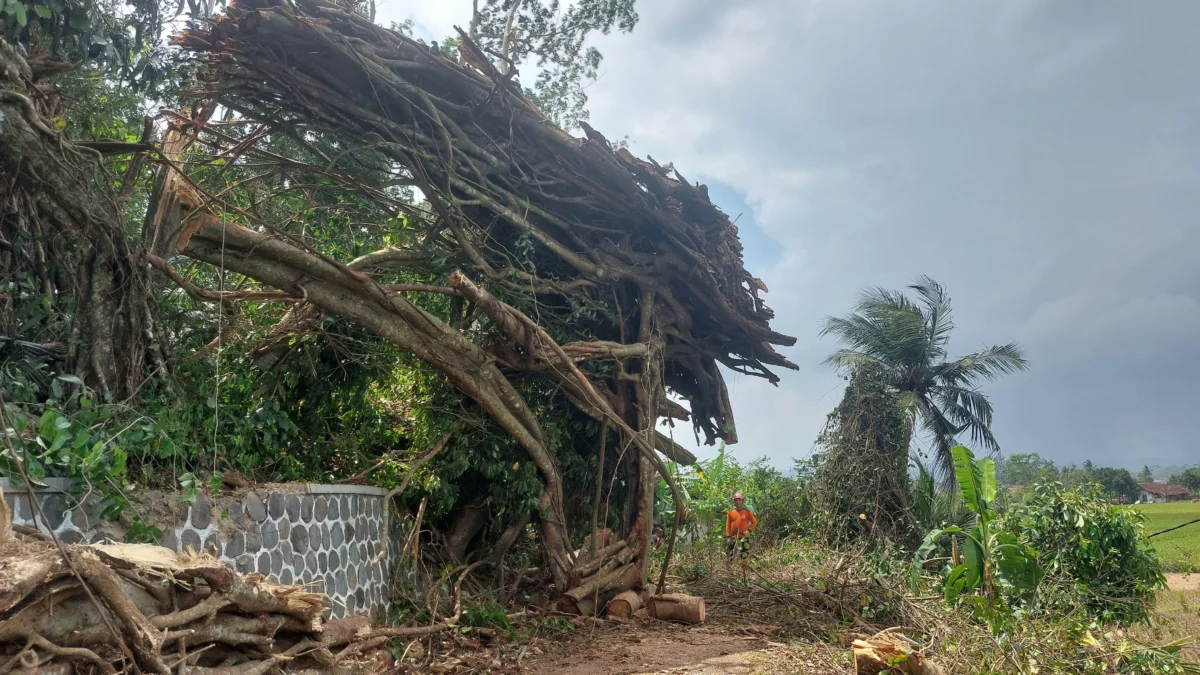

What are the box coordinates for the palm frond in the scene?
[935,387,1000,453]
[935,343,1029,386]
[908,276,954,361]
[819,314,917,368]
[822,287,930,369]
[917,395,963,484]
[822,349,888,373]
[820,279,1026,489]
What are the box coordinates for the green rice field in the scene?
[1134,501,1200,572]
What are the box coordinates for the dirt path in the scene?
[520,621,841,675]
[1165,573,1198,591]
[522,623,767,675]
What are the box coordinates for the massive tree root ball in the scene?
[154,0,796,604]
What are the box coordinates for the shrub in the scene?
[1003,482,1166,625]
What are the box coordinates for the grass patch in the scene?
[1134,586,1200,665]
[1134,501,1200,572]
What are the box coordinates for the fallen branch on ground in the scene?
[0,538,448,674]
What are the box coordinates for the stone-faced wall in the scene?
[1,479,393,620]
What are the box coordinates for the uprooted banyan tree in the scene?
[162,0,796,607]
[5,0,795,610]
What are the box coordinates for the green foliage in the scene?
[999,452,1146,503]
[1138,466,1155,483]
[0,399,133,519]
[1080,467,1141,504]
[997,451,1059,488]
[2,0,198,97]
[1168,467,1200,492]
[913,446,1042,609]
[124,516,163,543]
[469,0,638,128]
[461,602,512,632]
[909,454,1186,672]
[910,457,972,533]
[1004,483,1166,625]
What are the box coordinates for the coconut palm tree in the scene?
[820,276,1028,481]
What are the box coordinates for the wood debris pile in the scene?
[0,517,410,675]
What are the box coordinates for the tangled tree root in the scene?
[0,534,440,674]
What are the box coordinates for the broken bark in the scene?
[852,632,945,675]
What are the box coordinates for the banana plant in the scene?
[912,446,1042,605]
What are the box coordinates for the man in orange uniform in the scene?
[724,492,757,570]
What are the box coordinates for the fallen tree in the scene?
[156,0,795,605]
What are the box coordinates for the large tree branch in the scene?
[173,215,578,587]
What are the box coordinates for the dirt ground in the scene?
[1166,573,1198,591]
[519,618,845,675]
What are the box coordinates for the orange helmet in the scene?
[733,492,744,500]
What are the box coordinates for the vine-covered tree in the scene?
[820,277,1028,481]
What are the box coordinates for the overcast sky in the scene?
[384,0,1200,472]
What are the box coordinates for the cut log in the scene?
[852,632,945,675]
[604,590,643,621]
[646,594,705,625]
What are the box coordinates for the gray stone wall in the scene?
[1,479,393,620]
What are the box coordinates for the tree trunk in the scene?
[0,43,149,402]
[445,506,488,564]
[0,484,10,543]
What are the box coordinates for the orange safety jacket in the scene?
[725,507,757,539]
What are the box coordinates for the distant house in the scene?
[1137,482,1192,504]
[1006,485,1025,494]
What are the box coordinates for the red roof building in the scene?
[1137,482,1192,503]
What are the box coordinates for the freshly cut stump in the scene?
[646,593,705,624]
[852,632,945,675]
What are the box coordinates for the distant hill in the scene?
[1144,465,1198,482]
